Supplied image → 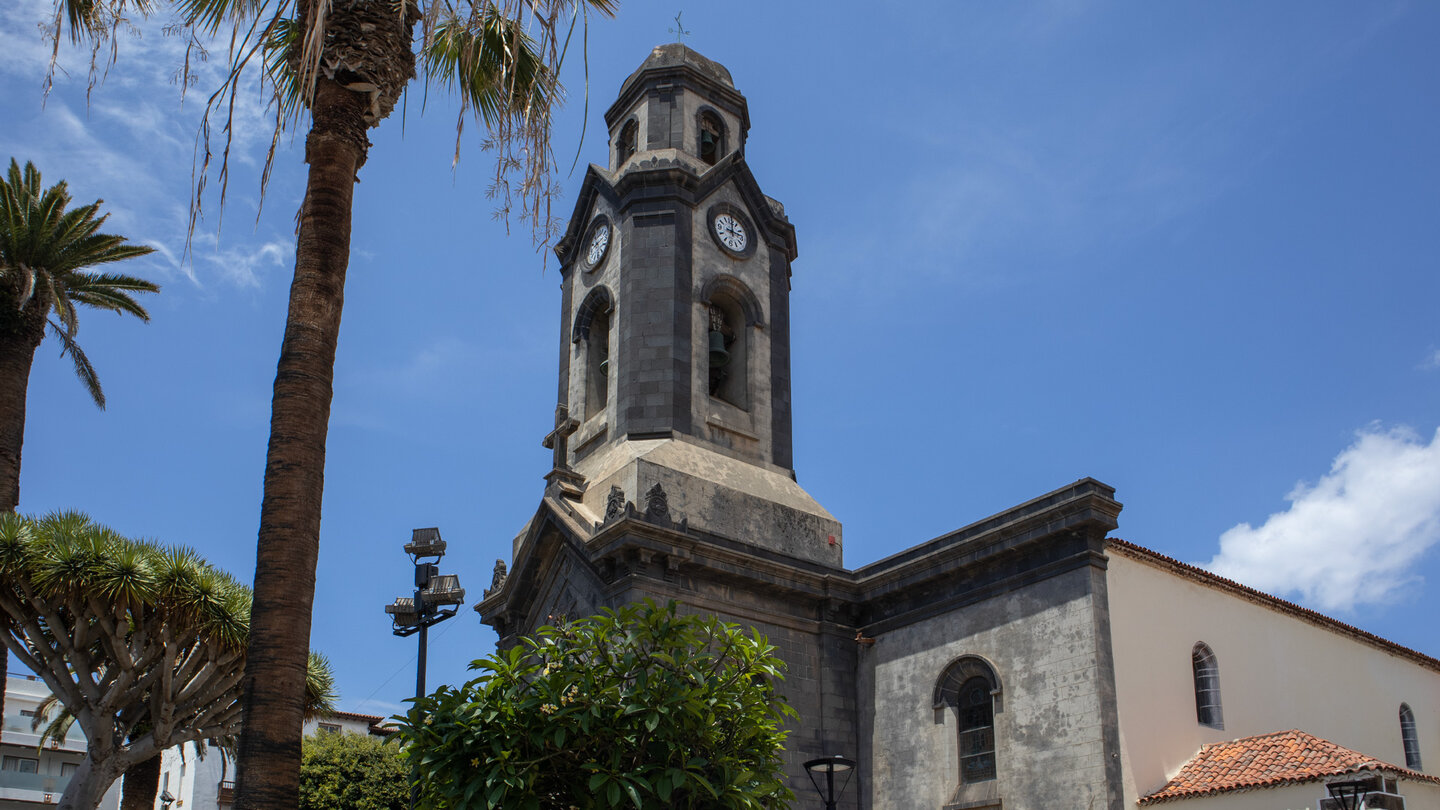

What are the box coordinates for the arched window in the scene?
[1400,703,1422,770]
[586,306,610,420]
[706,300,744,407]
[1192,643,1223,729]
[573,287,614,421]
[698,111,724,166]
[935,656,1001,786]
[616,119,638,167]
[701,275,761,410]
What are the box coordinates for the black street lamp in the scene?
[385,528,465,809]
[385,528,466,699]
[804,755,855,810]
[1325,779,1371,810]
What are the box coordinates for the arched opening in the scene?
[706,297,746,409]
[616,119,638,168]
[1401,703,1422,770]
[935,656,1001,787]
[698,111,724,166]
[573,287,614,421]
[1192,643,1223,729]
[586,307,610,420]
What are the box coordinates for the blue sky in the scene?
[2,1,1438,719]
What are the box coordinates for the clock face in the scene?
[586,222,611,267]
[713,213,747,253]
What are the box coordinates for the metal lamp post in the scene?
[385,528,465,808]
[804,755,856,810]
[385,528,466,699]
[1325,779,1372,810]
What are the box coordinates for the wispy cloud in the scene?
[1421,349,1440,371]
[1,1,305,294]
[193,236,292,289]
[1203,425,1440,613]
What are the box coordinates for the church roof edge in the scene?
[1107,537,1440,673]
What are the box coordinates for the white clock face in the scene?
[586,223,610,267]
[713,213,747,253]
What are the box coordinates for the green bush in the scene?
[300,730,408,810]
[398,600,796,809]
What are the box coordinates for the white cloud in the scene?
[1421,349,1440,370]
[1204,425,1440,613]
[194,238,291,288]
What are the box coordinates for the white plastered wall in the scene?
[1106,550,1440,806]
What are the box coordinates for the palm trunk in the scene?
[231,75,370,810]
[0,303,49,745]
[0,298,48,513]
[119,754,161,810]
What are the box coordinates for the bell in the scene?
[599,356,609,377]
[708,330,730,367]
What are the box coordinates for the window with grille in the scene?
[1401,703,1422,770]
[1192,643,1223,729]
[958,677,997,783]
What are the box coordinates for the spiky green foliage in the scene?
[398,600,796,810]
[0,511,329,809]
[0,159,157,408]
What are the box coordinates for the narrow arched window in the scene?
[1400,703,1422,770]
[958,677,997,783]
[586,306,610,420]
[1192,643,1223,729]
[617,119,638,167]
[699,111,723,166]
[706,299,746,408]
[935,656,1001,788]
[573,286,614,421]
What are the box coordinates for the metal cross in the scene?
[669,12,691,43]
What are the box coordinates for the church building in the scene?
[475,44,1440,810]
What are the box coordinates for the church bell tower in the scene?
[542,43,840,563]
[480,46,859,807]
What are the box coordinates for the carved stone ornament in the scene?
[491,559,508,591]
[605,486,626,521]
[644,483,671,524]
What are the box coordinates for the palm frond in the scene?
[47,320,105,409]
[176,0,267,37]
[304,652,338,719]
[424,9,555,131]
[261,15,303,125]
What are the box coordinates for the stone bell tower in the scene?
[542,42,840,564]
[479,45,859,809]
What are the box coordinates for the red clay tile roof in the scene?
[1106,538,1440,673]
[331,709,385,724]
[1139,729,1440,805]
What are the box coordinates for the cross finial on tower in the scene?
[668,12,691,43]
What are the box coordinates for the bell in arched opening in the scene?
[708,305,730,368]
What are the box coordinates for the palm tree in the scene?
[0,159,157,744]
[0,159,158,514]
[46,0,617,802]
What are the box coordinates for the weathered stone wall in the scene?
[861,565,1121,810]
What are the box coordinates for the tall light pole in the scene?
[385,527,465,808]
